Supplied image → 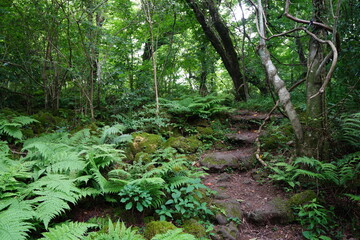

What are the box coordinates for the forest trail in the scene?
[200,110,303,240]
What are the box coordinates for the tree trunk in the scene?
[302,0,328,160]
[185,0,246,101]
[257,0,304,142]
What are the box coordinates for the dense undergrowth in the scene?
[0,94,359,240]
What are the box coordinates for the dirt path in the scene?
[199,110,303,240]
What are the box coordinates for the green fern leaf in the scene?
[1,124,23,139]
[84,220,145,240]
[12,116,38,125]
[39,221,97,240]
[151,228,197,240]
[0,200,34,240]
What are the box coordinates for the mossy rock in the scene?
[196,126,214,135]
[163,136,202,153]
[32,111,66,133]
[144,221,177,239]
[129,132,163,156]
[213,200,242,225]
[182,219,206,238]
[247,197,294,225]
[286,190,316,207]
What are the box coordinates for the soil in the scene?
[203,172,304,240]
[199,109,305,240]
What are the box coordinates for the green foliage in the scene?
[119,178,165,212]
[0,199,34,240]
[113,104,171,133]
[269,157,339,190]
[340,112,360,149]
[0,114,38,140]
[85,220,144,240]
[161,94,234,119]
[156,178,213,221]
[26,174,84,229]
[294,198,335,240]
[144,221,177,239]
[39,221,97,240]
[151,228,197,240]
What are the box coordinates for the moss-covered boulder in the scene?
[163,136,202,153]
[246,197,294,225]
[287,190,316,207]
[200,149,255,172]
[213,200,243,226]
[32,111,66,133]
[246,191,317,225]
[129,132,163,157]
[182,219,207,238]
[144,221,177,239]
[196,126,214,135]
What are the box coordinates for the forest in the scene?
[0,0,359,239]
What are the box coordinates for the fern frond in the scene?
[39,221,97,240]
[84,220,145,240]
[293,169,324,180]
[31,190,77,229]
[27,174,82,228]
[294,157,322,168]
[68,129,92,145]
[344,194,360,202]
[151,228,197,240]
[168,176,195,188]
[99,124,126,144]
[12,116,38,125]
[0,200,34,240]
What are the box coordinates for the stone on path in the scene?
[200,148,255,171]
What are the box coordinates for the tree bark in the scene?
[257,0,304,142]
[302,0,328,160]
[185,0,246,101]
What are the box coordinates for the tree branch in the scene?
[284,0,333,32]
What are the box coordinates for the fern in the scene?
[0,199,34,240]
[26,174,83,229]
[344,194,360,202]
[0,115,38,140]
[341,112,360,148]
[151,228,197,240]
[99,124,126,144]
[39,221,97,240]
[84,220,145,240]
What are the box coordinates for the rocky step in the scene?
[225,129,260,145]
[199,148,255,172]
[230,110,282,126]
[203,173,310,239]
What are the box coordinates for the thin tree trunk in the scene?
[257,0,303,142]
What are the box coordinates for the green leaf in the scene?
[125,202,133,210]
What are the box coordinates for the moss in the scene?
[202,156,231,166]
[144,221,177,239]
[270,197,294,223]
[182,219,206,238]
[185,154,198,163]
[163,136,202,153]
[287,190,316,207]
[129,132,163,156]
[31,111,66,133]
[196,126,214,135]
